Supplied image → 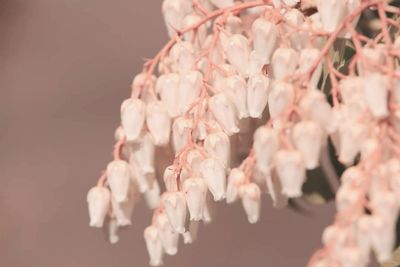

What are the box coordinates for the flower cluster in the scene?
[87,0,400,266]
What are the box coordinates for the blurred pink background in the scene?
[0,1,339,266]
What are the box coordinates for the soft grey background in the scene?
[0,1,337,266]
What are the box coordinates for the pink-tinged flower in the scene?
[163,165,178,192]
[144,225,164,266]
[335,184,363,213]
[111,184,136,226]
[180,149,204,182]
[225,34,250,77]
[144,179,161,209]
[157,73,181,118]
[162,0,189,37]
[338,121,365,165]
[161,192,187,234]
[107,160,131,203]
[179,70,203,113]
[120,98,146,142]
[172,116,192,154]
[208,93,239,135]
[268,81,295,119]
[131,73,156,99]
[251,18,278,64]
[155,212,179,255]
[316,0,346,32]
[362,73,389,119]
[297,48,322,88]
[339,246,365,267]
[204,131,230,168]
[210,63,236,90]
[253,126,280,172]
[370,190,399,226]
[356,215,373,257]
[370,215,395,263]
[283,9,306,51]
[265,173,288,208]
[274,150,306,198]
[146,100,171,146]
[240,183,261,224]
[183,13,207,45]
[226,168,246,204]
[247,74,270,118]
[200,158,227,201]
[182,177,207,221]
[249,50,265,76]
[87,186,111,228]
[271,48,299,80]
[224,75,249,119]
[170,41,195,74]
[357,46,386,76]
[340,166,364,187]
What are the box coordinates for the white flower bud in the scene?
[120,98,146,142]
[226,168,246,204]
[183,13,207,45]
[182,177,207,221]
[370,190,399,226]
[339,247,365,267]
[225,34,250,77]
[292,120,323,169]
[273,0,300,7]
[129,155,153,193]
[130,134,155,174]
[131,73,156,99]
[341,166,364,187]
[170,41,195,73]
[144,179,161,209]
[265,173,288,208]
[179,70,203,113]
[172,116,193,154]
[144,225,164,266]
[210,63,236,90]
[268,81,295,119]
[283,9,306,51]
[370,215,395,263]
[164,165,178,192]
[209,93,239,135]
[162,0,187,37]
[87,186,111,228]
[111,185,136,226]
[357,46,386,76]
[316,0,346,32]
[338,121,365,165]
[271,48,299,80]
[362,73,389,119]
[155,212,179,255]
[209,0,234,8]
[247,74,270,118]
[107,218,119,244]
[204,131,230,168]
[240,183,261,224]
[356,215,373,257]
[157,73,181,117]
[224,75,249,118]
[274,150,306,198]
[298,48,322,88]
[107,160,131,203]
[251,18,278,64]
[200,158,227,201]
[161,192,187,234]
[253,126,280,172]
[335,184,363,213]
[249,50,265,76]
[146,100,171,146]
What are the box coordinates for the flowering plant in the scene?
[86,0,400,266]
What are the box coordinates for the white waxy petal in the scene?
[253,126,280,172]
[370,190,399,226]
[162,0,187,37]
[146,100,171,146]
[155,212,179,255]
[339,247,365,267]
[200,158,227,201]
[144,225,164,266]
[130,134,155,174]
[283,9,306,51]
[163,165,178,192]
[275,150,306,198]
[341,166,364,187]
[210,0,234,8]
[182,177,207,221]
[356,215,373,257]
[316,0,346,32]
[157,73,181,117]
[251,18,278,64]
[107,160,131,203]
[209,93,239,136]
[204,131,230,168]
[87,186,111,228]
[240,183,261,224]
[170,41,195,74]
[273,0,300,7]
[362,73,389,119]
[144,179,161,209]
[131,73,156,99]
[292,120,323,169]
[268,81,295,119]
[107,218,119,244]
[225,34,250,77]
[224,75,249,118]
[129,155,153,193]
[120,98,146,142]
[357,46,386,76]
[297,48,322,88]
[370,215,395,263]
[335,184,363,213]
[265,173,288,208]
[172,116,193,154]
[183,13,207,45]
[226,168,246,204]
[162,192,187,234]
[179,70,203,113]
[249,50,265,76]
[111,185,136,226]
[338,121,365,165]
[271,48,299,80]
[247,74,270,118]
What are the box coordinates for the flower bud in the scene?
[209,0,234,9]
[362,73,389,119]
[129,155,153,193]
[298,48,322,88]
[111,185,136,226]
[107,218,119,244]
[204,131,230,168]
[146,100,171,146]
[162,0,187,37]
[200,158,227,201]
[316,0,346,32]
[253,126,280,172]
[357,46,386,76]
[131,73,156,99]
[87,186,111,228]
[164,165,178,192]
[144,179,161,209]
[283,9,306,51]
[271,48,298,80]
[356,215,373,256]
[130,133,155,174]
[209,93,239,135]
[226,168,246,204]
[157,73,181,117]
[266,173,288,208]
[268,81,295,119]
[338,121,365,165]
[183,13,207,45]
[370,215,395,263]
[172,116,193,154]
[170,41,195,74]
[144,225,164,266]
[240,183,261,224]
[182,177,207,221]
[272,0,300,7]
[370,190,399,226]
[225,34,250,77]
[274,150,306,198]
[247,74,270,118]
[120,98,146,142]
[179,70,203,113]
[107,160,131,203]
[155,212,179,255]
[335,184,363,213]
[224,75,249,118]
[161,192,187,234]
[251,18,278,64]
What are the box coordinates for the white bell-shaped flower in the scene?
[341,166,364,187]
[87,186,111,228]
[335,184,363,213]
[130,133,155,174]
[111,184,136,226]
[226,168,246,204]
[180,149,204,181]
[283,9,306,51]
[120,98,146,142]
[129,154,153,193]
[271,48,299,80]
[209,0,234,8]
[370,215,395,263]
[208,93,239,135]
[172,116,193,154]
[253,126,280,172]
[107,160,131,203]
[338,121,365,165]
[200,158,227,201]
[274,150,306,198]
[162,0,187,37]
[268,81,295,119]
[249,50,265,76]
[179,70,203,113]
[362,73,389,119]
[298,48,322,88]
[292,120,323,169]
[183,13,207,45]
[272,0,300,7]
[106,218,119,244]
[182,177,207,221]
[240,183,261,224]
[131,73,156,99]
[225,34,250,77]
[155,212,179,255]
[339,246,365,267]
[144,225,164,266]
[170,41,195,74]
[356,215,373,257]
[251,18,278,64]
[390,173,400,204]
[144,179,161,209]
[163,165,178,192]
[370,190,399,226]
[161,192,187,234]
[224,75,249,118]
[265,173,288,208]
[357,46,386,76]
[157,73,181,117]
[146,100,171,146]
[316,0,346,32]
[247,74,270,118]
[204,131,230,168]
